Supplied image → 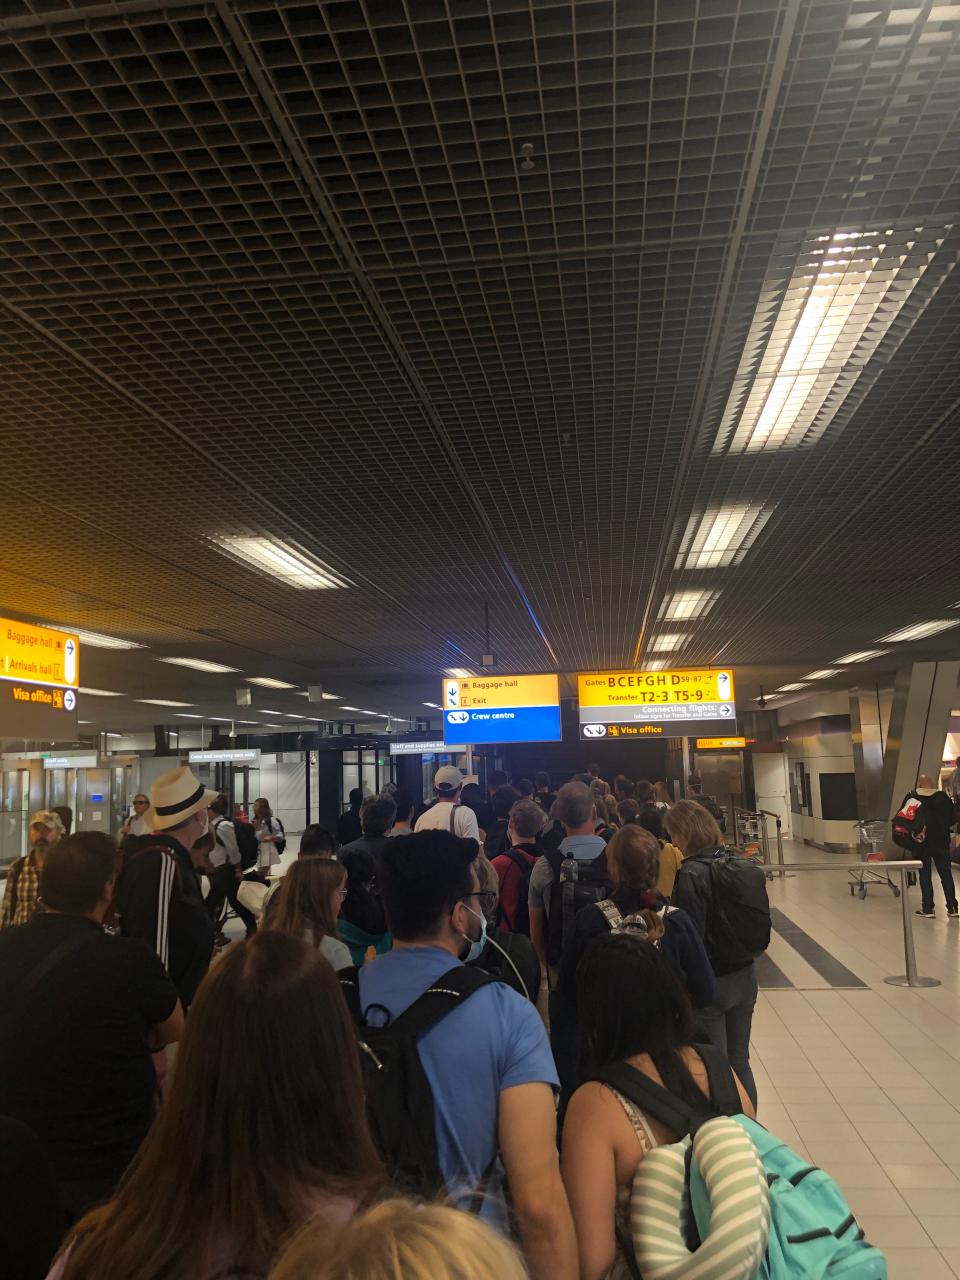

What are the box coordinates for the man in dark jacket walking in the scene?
[114,765,216,1008]
[909,774,957,919]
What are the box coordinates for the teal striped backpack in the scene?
[590,1045,886,1280]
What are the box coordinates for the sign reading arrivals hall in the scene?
[0,617,80,739]
[442,674,562,746]
[578,668,736,740]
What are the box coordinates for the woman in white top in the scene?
[264,857,352,971]
[253,797,284,874]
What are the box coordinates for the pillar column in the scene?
[850,685,886,818]
[879,661,959,819]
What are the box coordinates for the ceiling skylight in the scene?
[879,619,960,642]
[650,634,686,652]
[835,649,889,663]
[158,657,240,674]
[210,536,351,590]
[675,503,775,570]
[44,625,143,650]
[803,669,841,680]
[658,590,719,622]
[713,226,953,455]
[248,677,298,689]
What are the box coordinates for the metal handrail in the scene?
[757,859,937,989]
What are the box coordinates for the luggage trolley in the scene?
[848,817,899,899]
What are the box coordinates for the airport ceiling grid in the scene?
[2,0,960,728]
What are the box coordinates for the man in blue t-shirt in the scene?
[359,830,577,1280]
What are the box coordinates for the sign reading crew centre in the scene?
[442,674,561,746]
[578,667,736,739]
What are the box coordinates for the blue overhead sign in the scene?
[442,674,562,745]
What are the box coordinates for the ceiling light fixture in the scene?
[137,699,194,707]
[835,649,889,663]
[157,657,241,674]
[649,634,686,653]
[175,713,204,719]
[78,687,123,697]
[674,503,776,570]
[803,669,841,680]
[210,535,350,590]
[295,690,339,700]
[776,682,808,692]
[423,702,442,709]
[44,625,143,650]
[247,677,298,690]
[658,590,719,622]
[445,668,473,679]
[642,660,669,671]
[340,706,360,712]
[879,619,960,643]
[714,227,954,455]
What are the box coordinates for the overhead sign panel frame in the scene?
[188,748,262,765]
[578,668,736,740]
[390,739,467,756]
[442,674,562,745]
[1,618,80,691]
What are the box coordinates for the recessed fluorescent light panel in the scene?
[879,619,960,643]
[176,713,203,719]
[776,683,808,692]
[642,660,669,671]
[658,591,719,622]
[137,699,194,707]
[423,702,441,709]
[835,649,889,663]
[803,669,841,680]
[210,536,350,590]
[445,668,473,679]
[650,634,686,653]
[158,657,240,674]
[295,690,340,700]
[713,226,954,455]
[675,503,776,570]
[78,687,123,697]
[44,625,143,650]
[247,677,298,689]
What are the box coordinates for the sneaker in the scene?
[916,910,935,919]
[949,909,959,919]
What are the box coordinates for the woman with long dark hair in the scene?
[52,932,382,1279]
[561,935,754,1280]
[265,857,351,970]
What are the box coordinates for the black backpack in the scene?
[495,847,533,936]
[699,850,771,973]
[272,817,286,858]
[339,965,496,1199]
[546,848,613,968]
[892,793,927,850]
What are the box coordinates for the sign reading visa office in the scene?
[443,674,561,745]
[578,668,736,740]
[0,618,80,739]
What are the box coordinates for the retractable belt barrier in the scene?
[757,859,938,989]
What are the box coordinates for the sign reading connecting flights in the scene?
[578,668,736,740]
[443,674,562,745]
[0,618,80,739]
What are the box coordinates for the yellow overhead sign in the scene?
[578,668,735,708]
[443,674,559,710]
[696,737,748,749]
[1,618,80,690]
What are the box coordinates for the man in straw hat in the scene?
[113,765,216,1008]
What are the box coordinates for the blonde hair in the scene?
[604,825,664,943]
[265,857,346,948]
[269,1199,529,1280]
[664,798,723,855]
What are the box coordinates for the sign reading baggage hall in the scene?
[442,674,561,745]
[578,668,736,740]
[0,618,81,739]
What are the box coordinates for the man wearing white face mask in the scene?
[357,829,576,1280]
[113,765,216,1009]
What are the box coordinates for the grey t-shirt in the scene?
[528,834,608,915]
